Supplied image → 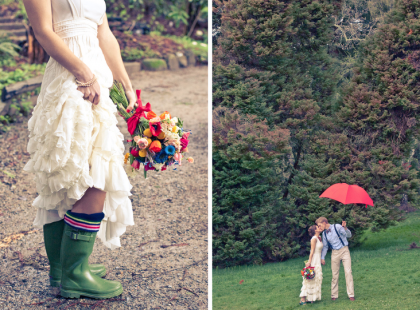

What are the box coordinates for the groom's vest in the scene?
[323,224,345,250]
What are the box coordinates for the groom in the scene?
[315,217,355,301]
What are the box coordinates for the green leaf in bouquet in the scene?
[110,80,131,119]
[140,117,149,127]
[176,118,184,128]
[178,129,183,137]
[129,153,134,165]
[144,169,147,179]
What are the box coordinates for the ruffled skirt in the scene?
[23,34,134,250]
[299,264,323,302]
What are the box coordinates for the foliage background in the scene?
[212,0,420,267]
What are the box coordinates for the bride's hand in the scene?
[126,89,138,112]
[305,262,310,267]
[77,80,101,105]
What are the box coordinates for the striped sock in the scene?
[64,211,105,232]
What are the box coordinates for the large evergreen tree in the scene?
[213,0,345,266]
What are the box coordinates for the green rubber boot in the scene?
[43,220,107,287]
[60,224,123,299]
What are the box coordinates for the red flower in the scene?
[131,148,139,157]
[239,280,244,285]
[149,121,162,137]
[144,163,155,171]
[161,166,167,171]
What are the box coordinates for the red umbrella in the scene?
[319,183,373,208]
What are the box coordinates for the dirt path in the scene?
[0,66,208,309]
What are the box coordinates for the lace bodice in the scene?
[51,0,106,38]
[310,236,323,267]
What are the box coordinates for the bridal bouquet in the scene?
[110,81,193,178]
[301,266,315,280]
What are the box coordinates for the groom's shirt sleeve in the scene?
[337,224,352,239]
[321,233,328,260]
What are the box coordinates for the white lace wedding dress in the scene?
[299,236,323,302]
[23,0,134,249]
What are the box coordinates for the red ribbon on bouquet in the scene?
[127,89,151,135]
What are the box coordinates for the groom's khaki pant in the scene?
[331,246,354,298]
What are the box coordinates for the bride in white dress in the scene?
[299,224,324,305]
[22,0,139,299]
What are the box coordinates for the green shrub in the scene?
[121,47,160,61]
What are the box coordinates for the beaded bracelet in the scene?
[75,74,97,87]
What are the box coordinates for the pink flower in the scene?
[131,160,140,170]
[182,132,190,140]
[180,138,189,151]
[133,136,141,143]
[174,153,182,162]
[149,116,161,123]
[137,138,148,149]
[187,157,194,163]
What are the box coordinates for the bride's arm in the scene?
[22,0,100,104]
[306,238,317,267]
[97,15,137,112]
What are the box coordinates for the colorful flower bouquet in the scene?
[110,81,193,178]
[301,265,315,280]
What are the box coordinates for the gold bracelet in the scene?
[75,74,97,87]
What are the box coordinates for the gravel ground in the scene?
[0,66,209,309]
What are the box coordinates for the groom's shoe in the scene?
[349,297,355,301]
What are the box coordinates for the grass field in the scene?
[213,212,420,310]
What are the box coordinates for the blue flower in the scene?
[164,145,176,156]
[154,149,169,163]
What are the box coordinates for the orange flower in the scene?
[149,140,162,153]
[160,111,171,120]
[124,153,130,164]
[146,111,157,120]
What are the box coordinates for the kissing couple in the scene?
[299,217,355,305]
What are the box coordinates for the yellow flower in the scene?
[157,131,166,140]
[138,149,147,157]
[147,138,152,146]
[172,126,178,133]
[143,128,153,138]
[124,153,130,164]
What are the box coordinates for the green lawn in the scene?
[213,212,420,310]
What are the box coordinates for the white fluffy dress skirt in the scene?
[23,24,134,250]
